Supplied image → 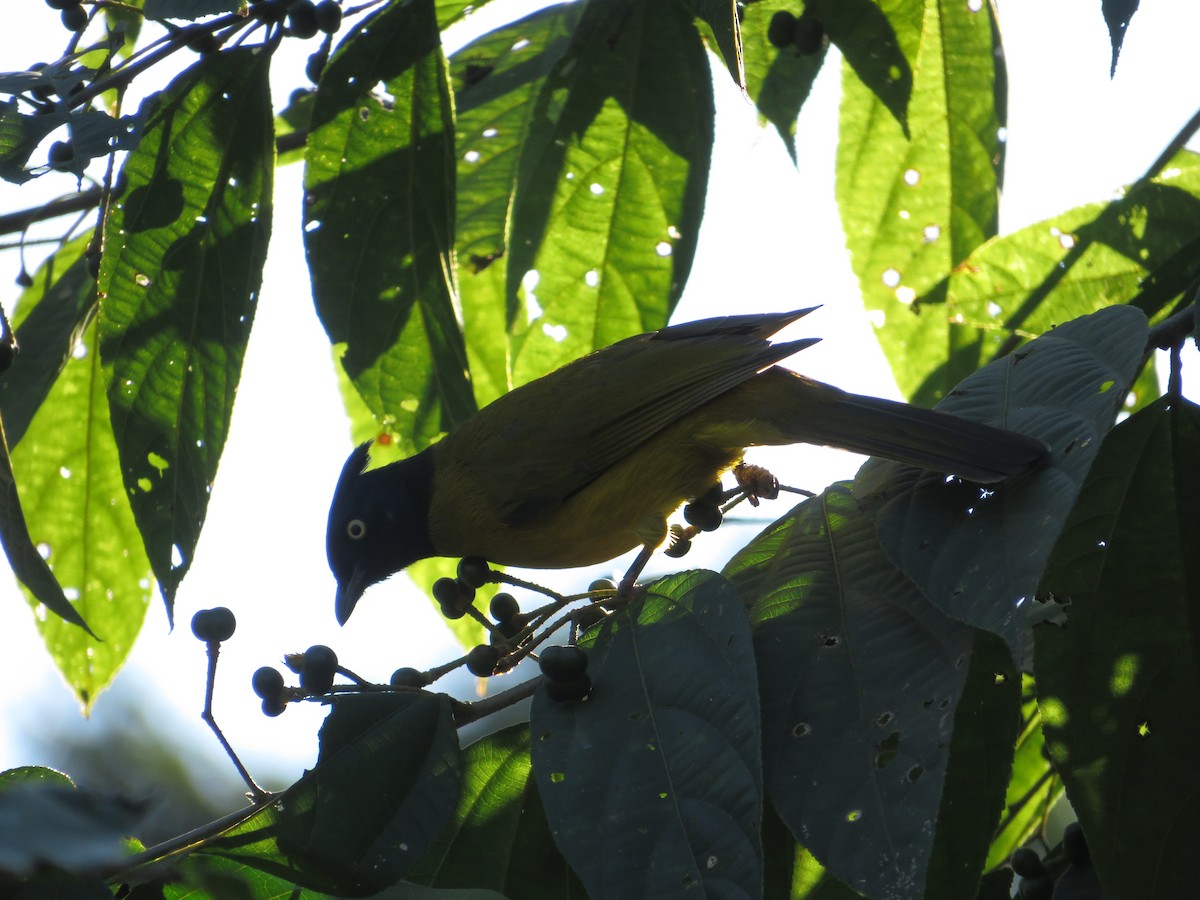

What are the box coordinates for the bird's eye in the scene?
[346,518,367,540]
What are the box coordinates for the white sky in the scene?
[0,0,1198,803]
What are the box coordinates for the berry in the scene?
[185,29,218,55]
[792,15,824,55]
[1062,821,1089,864]
[191,607,236,643]
[314,0,343,34]
[433,577,474,618]
[251,0,288,24]
[767,10,796,49]
[1009,847,1045,879]
[489,592,519,623]
[588,578,616,594]
[696,482,725,506]
[574,604,608,632]
[466,644,500,677]
[251,666,285,701]
[288,0,320,39]
[16,269,33,288]
[305,48,327,84]
[684,501,722,532]
[299,644,338,694]
[261,696,287,717]
[48,141,74,170]
[494,611,531,642]
[46,0,81,9]
[61,4,88,31]
[539,644,588,681]
[457,556,493,589]
[390,666,426,688]
[545,673,591,702]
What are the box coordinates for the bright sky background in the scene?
[0,0,1198,815]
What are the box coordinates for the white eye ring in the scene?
[346,518,367,540]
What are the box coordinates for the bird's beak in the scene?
[335,568,367,626]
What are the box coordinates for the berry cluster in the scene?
[767,10,825,56]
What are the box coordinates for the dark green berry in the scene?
[539,644,588,681]
[433,576,474,618]
[494,611,532,643]
[185,29,218,54]
[696,482,725,506]
[466,644,501,677]
[261,696,287,717]
[588,578,616,594]
[305,47,327,84]
[252,666,285,701]
[1062,821,1089,864]
[457,556,493,589]
[191,607,236,643]
[252,0,289,24]
[1009,847,1044,879]
[288,0,320,39]
[314,0,343,33]
[61,4,88,31]
[16,269,33,288]
[663,537,691,558]
[545,673,591,702]
[792,15,824,55]
[489,591,519,623]
[299,644,338,694]
[684,501,722,532]
[390,666,426,688]
[46,0,82,10]
[575,604,608,632]
[767,10,796,49]
[48,141,74,170]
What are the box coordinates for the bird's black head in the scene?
[326,443,436,625]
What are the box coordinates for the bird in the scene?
[327,308,1048,624]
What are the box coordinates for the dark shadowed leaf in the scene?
[276,692,462,893]
[0,783,141,876]
[837,0,1005,403]
[1102,0,1139,76]
[530,571,761,900]
[143,0,240,20]
[1035,397,1200,899]
[449,3,583,406]
[305,0,475,455]
[408,724,585,898]
[741,1,826,160]
[506,0,714,385]
[0,99,69,184]
[99,47,273,622]
[726,484,977,899]
[686,0,744,88]
[857,305,1147,653]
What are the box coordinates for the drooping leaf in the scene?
[530,571,761,900]
[409,724,585,898]
[741,1,826,160]
[11,313,152,709]
[275,692,462,894]
[99,47,273,621]
[449,2,584,406]
[726,484,977,899]
[506,0,714,385]
[983,684,1060,870]
[1102,0,1139,76]
[1035,397,1200,899]
[857,304,1148,653]
[836,0,1005,403]
[924,630,1020,898]
[305,0,475,454]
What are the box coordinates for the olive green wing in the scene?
[457,310,819,525]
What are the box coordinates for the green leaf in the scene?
[836,0,1005,403]
[12,311,153,707]
[924,631,1020,899]
[0,98,69,184]
[436,0,499,29]
[530,571,761,900]
[449,2,584,406]
[857,304,1148,652]
[819,0,922,135]
[409,724,585,897]
[0,766,75,791]
[726,484,977,899]
[305,0,475,455]
[1034,397,1200,898]
[506,0,714,385]
[983,684,1060,870]
[686,0,744,88]
[276,692,463,893]
[741,1,826,160]
[0,235,95,448]
[99,47,274,622]
[1102,0,1139,76]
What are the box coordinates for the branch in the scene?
[0,188,103,237]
